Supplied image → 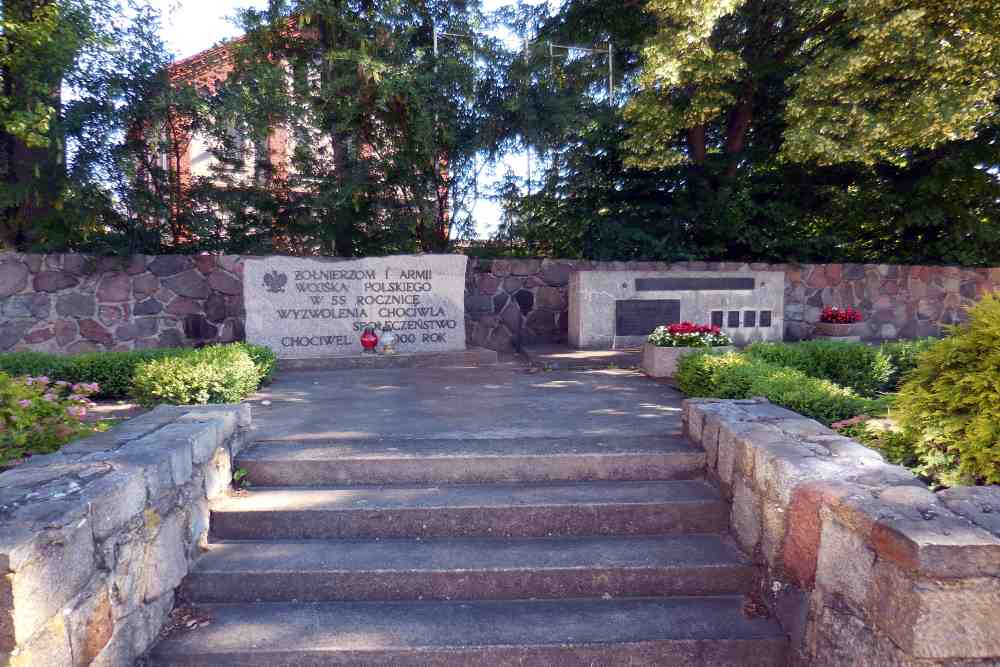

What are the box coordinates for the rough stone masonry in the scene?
[0,404,251,666]
[684,398,1000,666]
[3,253,1000,355]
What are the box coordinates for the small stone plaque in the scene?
[635,277,756,292]
[760,310,773,327]
[728,311,741,328]
[615,300,680,337]
[744,311,757,328]
[711,311,725,328]
[244,255,467,359]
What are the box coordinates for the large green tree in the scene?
[192,0,505,256]
[497,0,1000,265]
[1,0,180,252]
[0,0,90,247]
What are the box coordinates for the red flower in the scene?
[821,306,863,324]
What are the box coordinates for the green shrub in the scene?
[130,345,263,406]
[0,352,74,382]
[744,340,893,397]
[0,373,101,466]
[879,338,937,390]
[677,351,878,426]
[0,344,276,401]
[238,343,278,385]
[895,294,1000,485]
[0,349,179,399]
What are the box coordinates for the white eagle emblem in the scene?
[263,270,288,294]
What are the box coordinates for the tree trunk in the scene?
[724,94,753,178]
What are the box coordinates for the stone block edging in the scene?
[0,403,251,666]
[683,398,1000,666]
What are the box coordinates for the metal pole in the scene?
[608,41,614,102]
[433,25,439,59]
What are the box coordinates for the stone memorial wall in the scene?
[567,270,784,349]
[2,252,999,355]
[244,255,467,358]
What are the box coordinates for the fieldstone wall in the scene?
[684,398,1000,666]
[3,253,999,355]
[0,404,251,666]
[0,253,245,354]
[466,259,1000,350]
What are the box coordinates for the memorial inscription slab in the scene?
[244,255,467,358]
[615,300,681,337]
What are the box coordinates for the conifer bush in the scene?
[895,294,1000,485]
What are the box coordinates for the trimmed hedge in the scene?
[744,340,893,397]
[895,294,1000,485]
[676,351,879,426]
[0,343,276,402]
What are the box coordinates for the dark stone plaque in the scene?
[635,277,756,292]
[760,310,773,327]
[728,311,741,328]
[615,300,681,336]
[711,311,725,328]
[744,311,757,328]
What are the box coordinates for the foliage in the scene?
[0,373,100,466]
[820,307,862,324]
[676,351,878,426]
[879,338,937,390]
[743,341,893,398]
[0,343,276,400]
[1,0,191,253]
[239,343,278,385]
[648,322,730,348]
[497,0,1000,265]
[0,348,175,399]
[894,294,1000,485]
[837,420,923,480]
[626,0,1000,169]
[176,0,508,256]
[232,467,252,490]
[130,345,266,406]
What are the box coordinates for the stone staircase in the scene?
[149,433,787,666]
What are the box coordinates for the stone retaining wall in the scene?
[466,259,1000,350]
[0,253,245,354]
[3,252,999,355]
[683,398,1000,666]
[0,404,251,666]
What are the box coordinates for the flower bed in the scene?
[0,343,277,467]
[814,306,865,341]
[643,323,732,378]
[1,374,102,467]
[647,322,731,348]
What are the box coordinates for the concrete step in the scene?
[148,597,787,667]
[181,534,755,603]
[277,347,499,372]
[236,434,702,486]
[521,344,643,371]
[210,480,729,540]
